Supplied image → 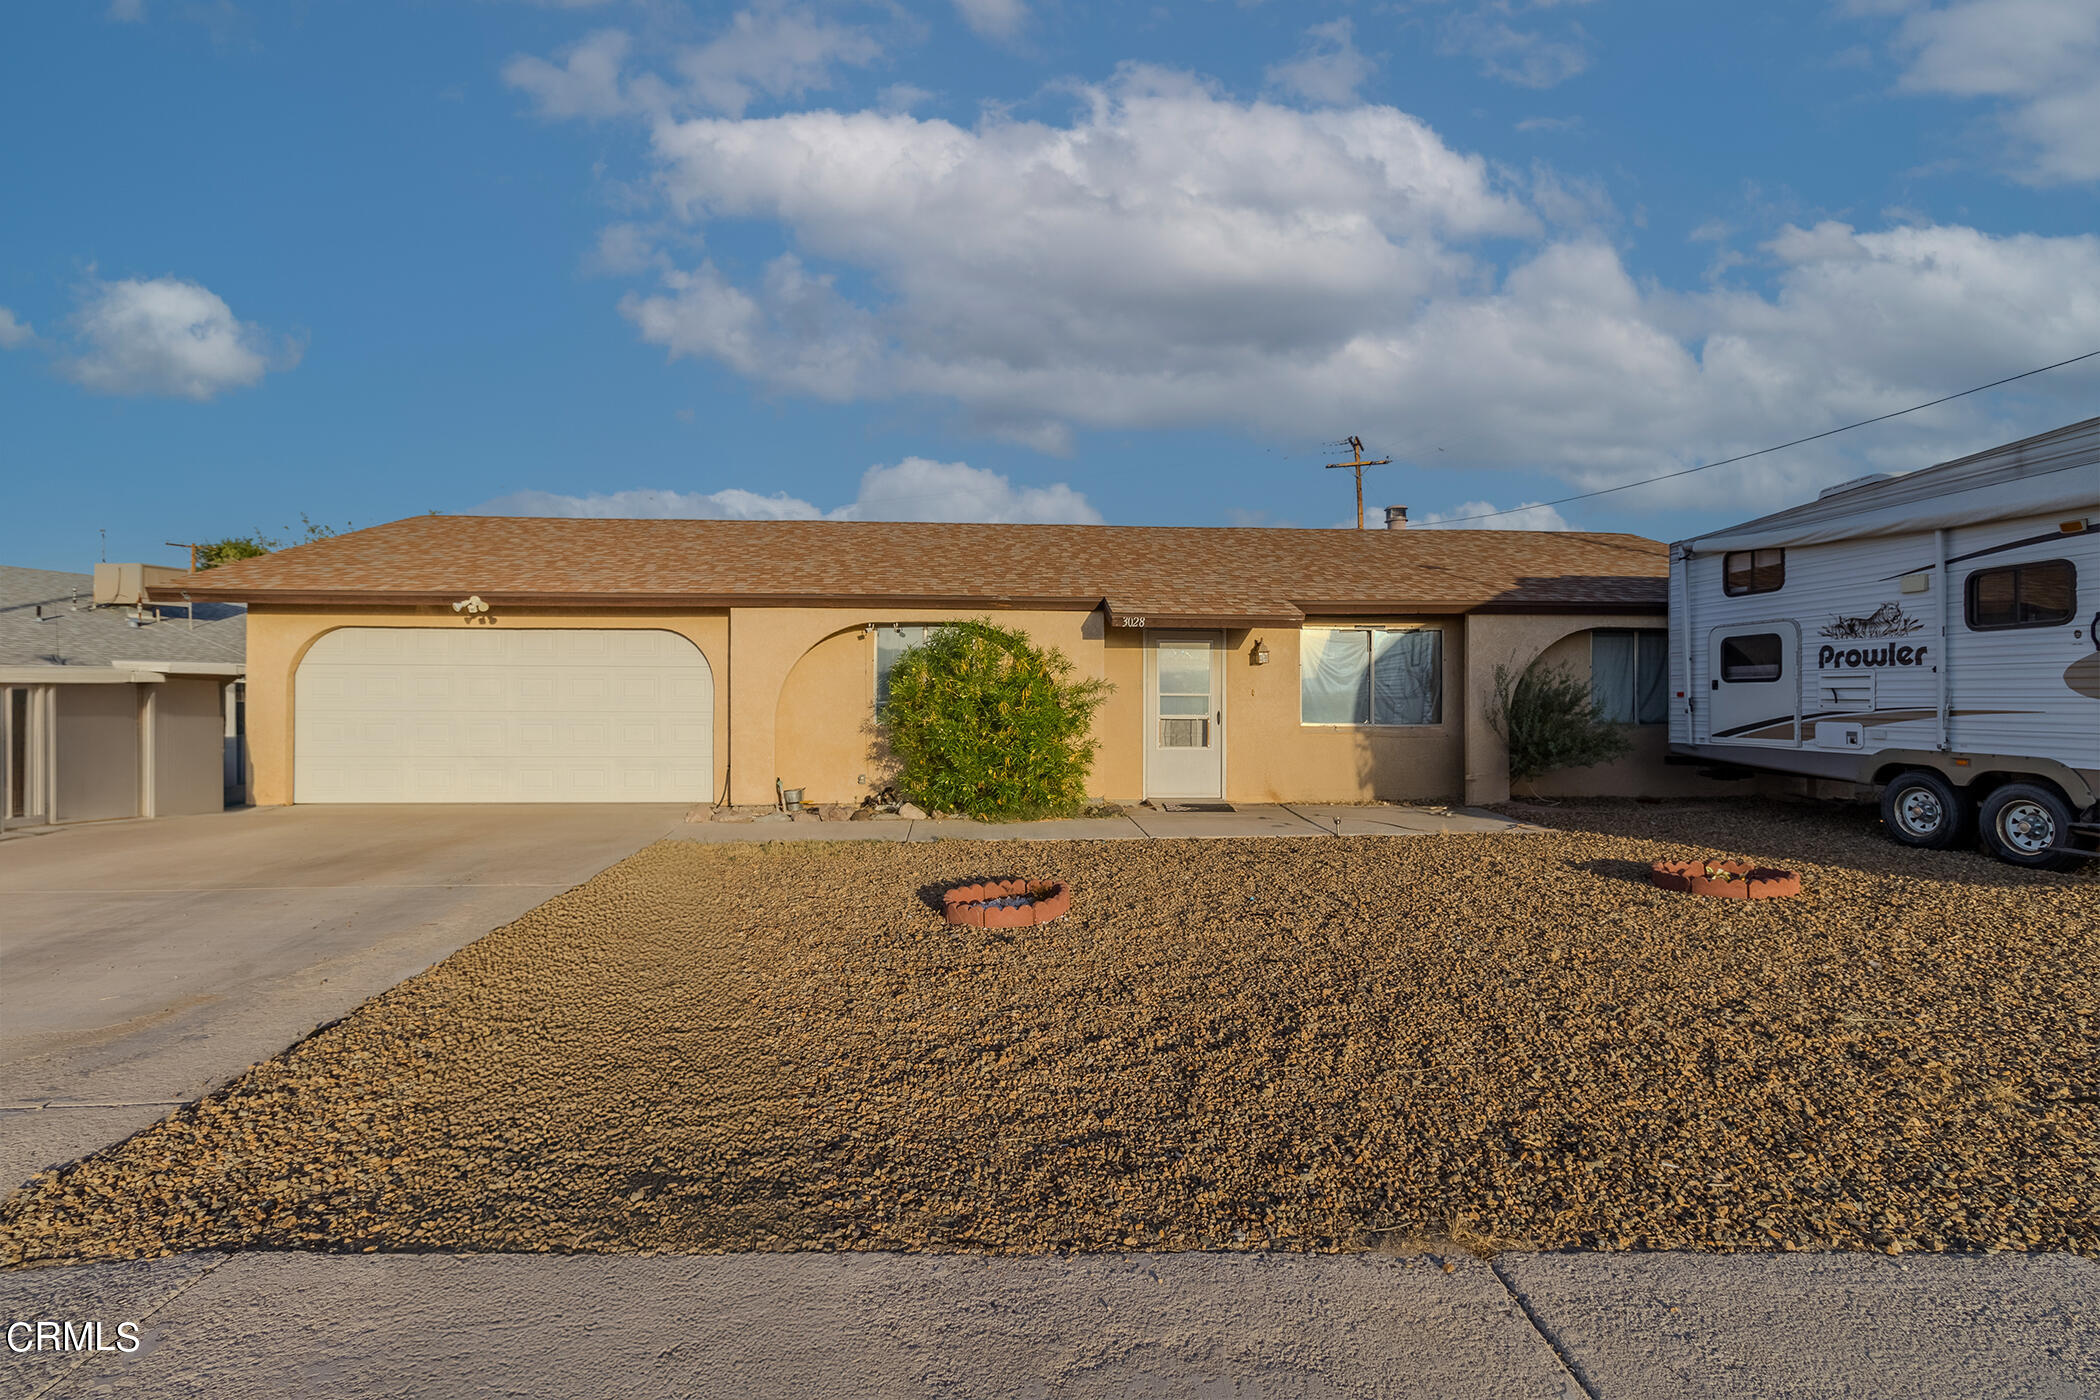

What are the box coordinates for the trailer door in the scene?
[1707,622,1800,745]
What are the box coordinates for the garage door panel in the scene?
[295,628,712,803]
[562,673,611,706]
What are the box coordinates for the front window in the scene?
[874,625,938,710]
[1592,629,1668,724]
[1723,549,1785,596]
[1300,627,1442,726]
[1965,560,2075,630]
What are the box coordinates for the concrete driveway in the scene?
[0,804,686,1189]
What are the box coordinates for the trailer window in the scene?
[1722,549,1785,596]
[1719,633,1784,683]
[1964,560,2075,631]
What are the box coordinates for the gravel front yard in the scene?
[3,800,2094,1264]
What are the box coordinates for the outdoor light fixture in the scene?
[452,595,490,615]
[1250,639,1271,666]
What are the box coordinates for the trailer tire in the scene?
[1879,770,1968,850]
[1978,783,2082,872]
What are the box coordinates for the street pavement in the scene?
[2,1248,2091,1399]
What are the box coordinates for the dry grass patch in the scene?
[3,799,2095,1264]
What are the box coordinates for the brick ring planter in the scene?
[1649,858,1802,900]
[943,879,1072,928]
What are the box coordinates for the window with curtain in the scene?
[1591,629,1668,725]
[1299,627,1442,726]
[874,625,937,711]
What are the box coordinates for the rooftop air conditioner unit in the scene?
[93,562,192,607]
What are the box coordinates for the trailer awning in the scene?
[1681,463,2098,554]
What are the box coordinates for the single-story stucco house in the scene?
[176,514,1713,810]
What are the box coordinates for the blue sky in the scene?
[3,0,2095,572]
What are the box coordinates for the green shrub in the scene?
[877,619,1113,820]
[1487,659,1632,784]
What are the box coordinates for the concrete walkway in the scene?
[2,1249,2091,1399]
[675,802,1547,844]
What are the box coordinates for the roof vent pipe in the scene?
[1383,505,1409,530]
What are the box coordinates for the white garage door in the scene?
[294,628,713,803]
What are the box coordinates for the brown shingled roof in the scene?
[180,516,1667,623]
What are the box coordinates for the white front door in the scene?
[1707,621,1800,745]
[1146,632,1224,800]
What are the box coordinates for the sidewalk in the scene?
[3,1249,2091,1399]
[674,802,1548,844]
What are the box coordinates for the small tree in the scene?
[194,515,353,569]
[196,536,272,569]
[1487,659,1632,786]
[878,619,1113,820]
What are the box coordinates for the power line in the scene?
[1414,348,2100,527]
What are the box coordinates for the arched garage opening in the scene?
[293,627,713,803]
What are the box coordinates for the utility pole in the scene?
[166,540,204,572]
[1324,436,1392,530]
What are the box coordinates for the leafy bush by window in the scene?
[1488,658,1632,784]
[877,619,1113,820]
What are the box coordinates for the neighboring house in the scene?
[1,565,247,828]
[178,515,1712,810]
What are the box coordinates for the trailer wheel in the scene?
[1879,770,1968,850]
[1979,783,2082,872]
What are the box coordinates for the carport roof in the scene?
[178,516,1668,625]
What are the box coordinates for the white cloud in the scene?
[0,307,33,349]
[622,67,1536,429]
[1413,500,1572,530]
[504,28,633,120]
[1266,19,1376,106]
[1438,4,1595,89]
[62,277,296,400]
[878,82,935,113]
[953,0,1028,45]
[482,486,827,519]
[107,0,146,21]
[479,457,1102,524]
[504,5,881,121]
[1867,0,2100,184]
[528,59,2100,518]
[586,221,669,276]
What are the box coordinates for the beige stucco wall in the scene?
[1461,611,1691,805]
[244,605,730,807]
[1097,628,1145,800]
[1218,619,1466,804]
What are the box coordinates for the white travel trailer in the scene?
[1668,416,2100,870]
